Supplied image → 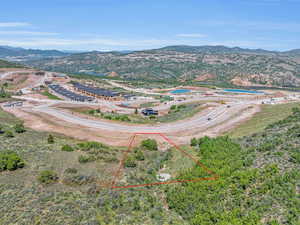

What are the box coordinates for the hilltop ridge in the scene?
[20,45,300,88]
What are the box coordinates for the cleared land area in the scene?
[227,102,300,138]
[41,90,62,100]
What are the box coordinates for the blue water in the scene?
[170,89,191,94]
[85,72,106,77]
[223,89,263,94]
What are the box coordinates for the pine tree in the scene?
[47,134,54,144]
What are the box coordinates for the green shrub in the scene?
[14,123,26,133]
[0,86,9,98]
[88,109,95,115]
[38,170,59,184]
[77,141,107,151]
[0,151,25,171]
[0,124,4,134]
[170,105,177,110]
[63,175,95,186]
[47,134,54,144]
[291,151,300,164]
[78,155,96,163]
[119,115,130,122]
[190,137,198,146]
[135,149,145,161]
[5,130,14,138]
[61,144,74,152]
[104,115,112,120]
[64,168,78,174]
[141,139,158,151]
[124,156,137,168]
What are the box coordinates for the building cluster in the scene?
[72,82,122,101]
[49,84,93,102]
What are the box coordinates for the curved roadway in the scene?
[29,101,255,134]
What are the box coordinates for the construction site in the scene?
[1,68,300,147]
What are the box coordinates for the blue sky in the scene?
[0,0,300,51]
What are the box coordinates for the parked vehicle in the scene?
[141,108,158,116]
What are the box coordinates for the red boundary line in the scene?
[110,133,219,189]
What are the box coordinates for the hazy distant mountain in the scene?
[0,46,69,61]
[283,49,300,56]
[156,45,277,54]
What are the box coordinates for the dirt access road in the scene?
[4,99,260,146]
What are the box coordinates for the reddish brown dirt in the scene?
[24,93,51,100]
[194,73,216,81]
[5,106,133,146]
[107,71,119,78]
[2,71,42,91]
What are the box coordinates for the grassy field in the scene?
[140,102,156,108]
[164,145,200,176]
[227,102,300,138]
[41,90,62,100]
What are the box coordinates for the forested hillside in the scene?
[25,45,300,87]
[166,108,300,225]
[0,59,25,68]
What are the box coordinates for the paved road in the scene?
[28,101,255,134]
[14,94,241,116]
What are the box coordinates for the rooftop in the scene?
[73,82,119,97]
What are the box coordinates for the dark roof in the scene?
[48,84,93,102]
[73,82,119,97]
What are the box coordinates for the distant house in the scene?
[72,82,123,101]
[35,71,45,76]
[53,73,67,78]
[32,87,41,91]
[45,80,52,85]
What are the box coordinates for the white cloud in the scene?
[0,31,59,36]
[0,22,31,27]
[0,36,297,51]
[176,33,207,38]
[0,38,184,48]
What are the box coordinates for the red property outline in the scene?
[110,132,219,189]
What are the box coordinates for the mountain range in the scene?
[1,45,300,87]
[0,46,69,61]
